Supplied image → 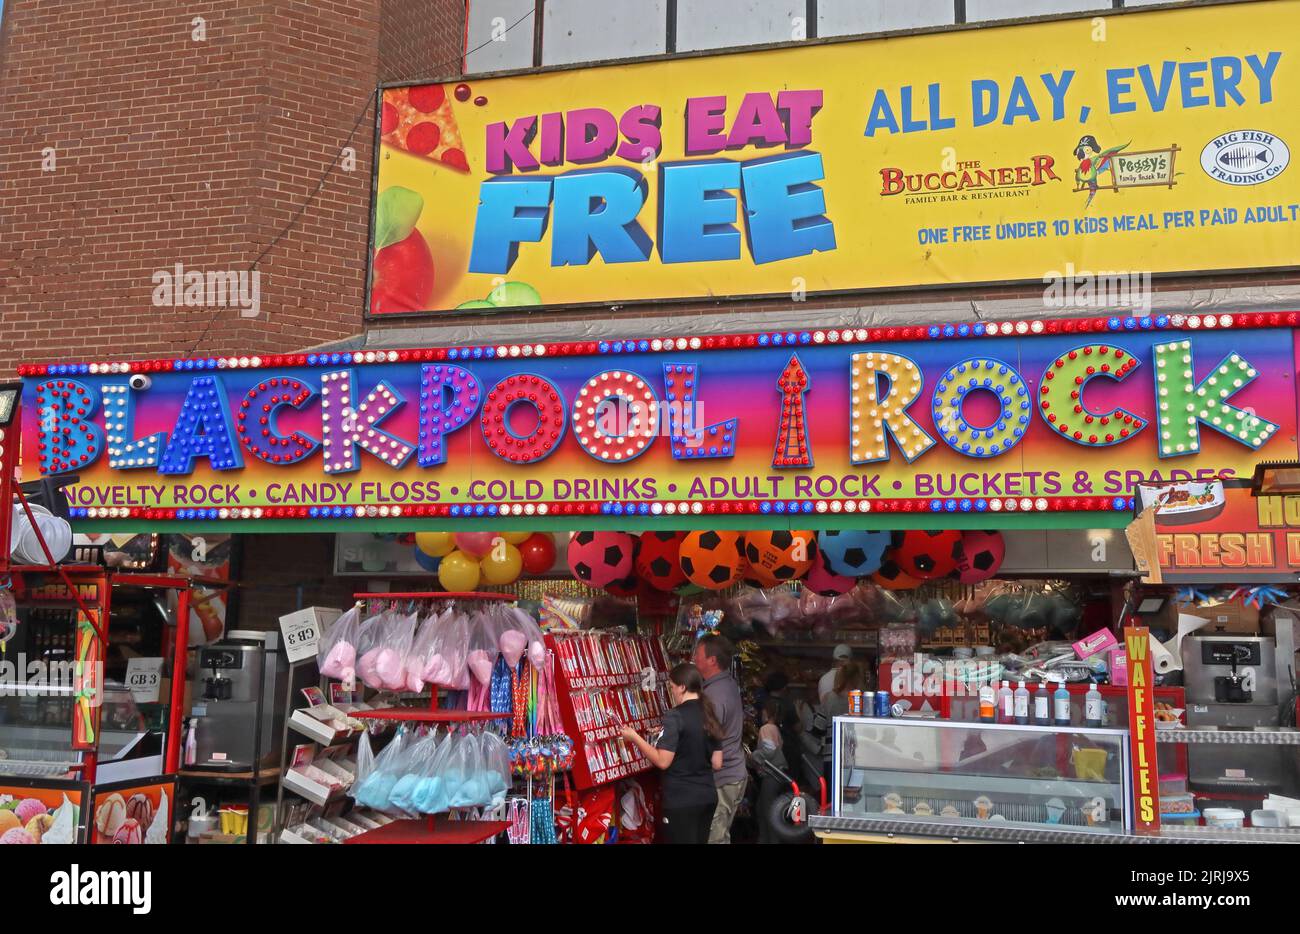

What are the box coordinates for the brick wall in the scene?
[0,0,466,376]
[236,532,357,630]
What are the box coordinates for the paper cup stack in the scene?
[10,504,72,565]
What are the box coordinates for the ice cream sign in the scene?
[17,318,1298,522]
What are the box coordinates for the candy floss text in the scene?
[468,89,837,273]
[28,329,1284,500]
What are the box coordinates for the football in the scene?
[953,530,1005,583]
[635,531,688,591]
[817,529,889,577]
[604,573,639,598]
[566,530,634,587]
[803,551,855,596]
[743,529,815,585]
[680,530,744,590]
[872,558,920,590]
[895,529,962,580]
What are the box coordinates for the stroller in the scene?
[751,747,824,844]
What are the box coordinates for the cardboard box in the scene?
[1175,601,1259,635]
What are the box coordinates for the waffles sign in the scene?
[18,322,1297,524]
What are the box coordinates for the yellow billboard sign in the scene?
[370,1,1299,316]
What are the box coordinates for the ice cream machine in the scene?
[1182,615,1297,801]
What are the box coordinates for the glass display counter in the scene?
[826,716,1133,840]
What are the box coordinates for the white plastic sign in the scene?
[278,607,337,665]
[125,657,164,704]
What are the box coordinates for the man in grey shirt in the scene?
[694,634,746,844]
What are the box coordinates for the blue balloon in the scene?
[413,548,441,573]
[817,530,890,577]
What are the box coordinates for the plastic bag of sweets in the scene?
[425,612,470,690]
[416,732,461,814]
[406,611,444,693]
[355,730,376,785]
[355,610,394,689]
[479,731,511,805]
[351,729,407,809]
[448,733,490,809]
[388,731,441,816]
[506,606,548,670]
[318,604,363,681]
[413,606,454,686]
[377,611,419,692]
[466,610,504,686]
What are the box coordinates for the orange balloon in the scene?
[680,530,744,590]
[742,530,815,585]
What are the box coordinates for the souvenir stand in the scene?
[0,384,208,844]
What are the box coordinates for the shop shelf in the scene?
[343,816,510,845]
[289,706,364,745]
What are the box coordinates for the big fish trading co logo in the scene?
[1200,129,1291,186]
[878,154,1060,205]
[1072,135,1181,210]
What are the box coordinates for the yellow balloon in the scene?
[481,543,522,585]
[415,532,455,557]
[500,531,531,545]
[437,550,481,591]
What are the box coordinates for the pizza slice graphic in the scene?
[380,83,469,172]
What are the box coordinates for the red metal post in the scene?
[0,399,17,572]
[165,588,190,773]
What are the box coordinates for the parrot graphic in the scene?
[1073,135,1129,210]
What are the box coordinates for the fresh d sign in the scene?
[1200,129,1290,185]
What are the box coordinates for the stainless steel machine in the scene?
[1182,618,1297,805]
[186,631,308,771]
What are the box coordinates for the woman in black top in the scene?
[621,663,723,844]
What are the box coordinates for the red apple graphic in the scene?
[370,186,435,315]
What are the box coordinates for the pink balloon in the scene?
[455,532,497,559]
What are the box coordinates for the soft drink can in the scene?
[874,690,891,718]
[848,690,863,715]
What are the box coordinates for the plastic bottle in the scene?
[1014,680,1030,725]
[1034,679,1051,725]
[1053,677,1071,726]
[1084,680,1103,728]
[997,680,1014,724]
[978,682,996,723]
